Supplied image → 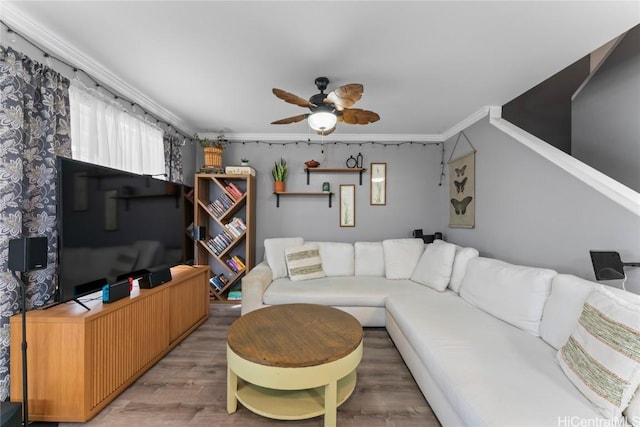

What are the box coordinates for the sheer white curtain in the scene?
[69,82,165,175]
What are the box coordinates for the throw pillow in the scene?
[284,244,326,282]
[382,239,425,280]
[557,287,640,420]
[307,242,354,276]
[264,237,304,279]
[447,244,479,293]
[410,241,456,291]
[459,257,556,336]
[354,242,385,276]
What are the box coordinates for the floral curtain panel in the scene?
[0,46,71,400]
[164,133,183,183]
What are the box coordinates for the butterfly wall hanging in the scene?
[448,132,476,228]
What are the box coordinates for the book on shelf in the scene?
[209,276,224,291]
[227,290,242,300]
[225,166,256,176]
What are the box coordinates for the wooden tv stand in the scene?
[10,265,210,422]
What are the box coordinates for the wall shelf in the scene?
[273,191,334,207]
[304,167,367,185]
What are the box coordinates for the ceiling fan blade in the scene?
[324,83,363,111]
[271,113,309,125]
[339,108,380,125]
[272,88,316,108]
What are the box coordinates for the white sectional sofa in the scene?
[241,238,640,426]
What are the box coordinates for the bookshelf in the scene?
[194,174,256,302]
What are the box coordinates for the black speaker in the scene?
[8,237,47,272]
[102,280,131,304]
[139,266,172,289]
[412,229,423,238]
[0,401,21,427]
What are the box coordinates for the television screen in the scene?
[56,157,190,305]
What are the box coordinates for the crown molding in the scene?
[1,3,195,136]
[440,106,493,142]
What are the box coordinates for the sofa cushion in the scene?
[459,257,556,336]
[354,242,385,276]
[264,237,304,279]
[382,238,424,279]
[558,287,640,420]
[263,276,425,307]
[284,244,325,282]
[540,274,598,350]
[386,291,605,426]
[410,241,456,291]
[307,242,354,276]
[448,244,479,293]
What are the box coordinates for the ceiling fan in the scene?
[271,77,380,135]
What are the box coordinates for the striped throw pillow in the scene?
[285,244,325,282]
[557,287,640,420]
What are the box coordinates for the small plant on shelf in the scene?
[271,158,288,192]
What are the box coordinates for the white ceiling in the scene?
[3,1,639,141]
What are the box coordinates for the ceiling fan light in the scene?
[308,111,337,132]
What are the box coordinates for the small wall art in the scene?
[370,162,386,205]
[340,184,355,227]
[448,151,475,228]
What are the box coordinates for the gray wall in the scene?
[220,141,445,261]
[443,117,640,293]
[572,25,640,192]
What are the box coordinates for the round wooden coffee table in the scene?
[226,303,363,427]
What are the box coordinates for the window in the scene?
[69,82,165,175]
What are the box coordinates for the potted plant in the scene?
[271,158,288,192]
[240,158,249,166]
[196,132,228,171]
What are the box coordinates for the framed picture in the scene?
[73,172,88,211]
[104,189,118,231]
[370,162,386,205]
[340,184,355,227]
[448,151,475,228]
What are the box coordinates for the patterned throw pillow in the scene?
[284,244,325,282]
[557,287,640,420]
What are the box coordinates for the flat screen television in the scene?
[56,157,190,306]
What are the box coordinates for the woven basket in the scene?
[203,147,223,168]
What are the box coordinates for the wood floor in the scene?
[60,304,441,426]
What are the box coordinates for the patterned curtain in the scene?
[164,132,183,183]
[0,46,71,400]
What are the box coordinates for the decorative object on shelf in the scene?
[356,152,363,168]
[448,131,476,229]
[322,182,330,192]
[340,184,356,227]
[304,159,320,168]
[272,157,288,192]
[197,132,228,173]
[370,163,387,205]
[346,155,357,168]
[240,158,249,166]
